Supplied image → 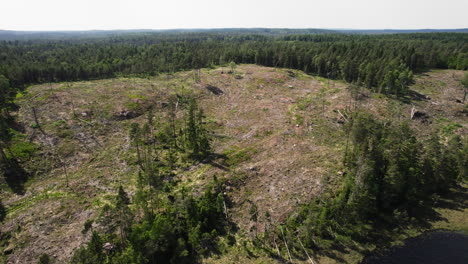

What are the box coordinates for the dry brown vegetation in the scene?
[0,65,466,263]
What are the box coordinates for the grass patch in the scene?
[372,93,387,99]
[15,92,24,100]
[437,80,447,87]
[294,114,305,125]
[124,101,141,111]
[254,130,273,138]
[7,130,37,161]
[441,122,463,134]
[127,94,147,100]
[296,96,314,111]
[223,146,257,167]
[6,191,67,216]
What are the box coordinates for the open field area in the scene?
[0,65,466,263]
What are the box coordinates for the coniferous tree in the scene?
[461,72,468,103]
[0,74,11,116]
[184,99,211,160]
[70,231,104,264]
[115,186,133,243]
[0,199,5,222]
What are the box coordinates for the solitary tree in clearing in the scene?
[229,61,236,74]
[461,72,468,103]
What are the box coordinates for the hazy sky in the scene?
[1,0,467,31]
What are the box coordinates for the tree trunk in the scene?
[32,107,47,136]
[280,226,292,263]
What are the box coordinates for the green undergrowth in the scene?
[6,131,37,161]
[6,191,69,217]
[223,146,257,168]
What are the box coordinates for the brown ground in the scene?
[0,65,466,263]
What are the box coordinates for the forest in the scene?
[1,32,467,93]
[0,31,467,263]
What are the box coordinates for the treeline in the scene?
[0,32,467,96]
[0,74,30,196]
[0,28,335,41]
[285,112,467,251]
[71,97,230,264]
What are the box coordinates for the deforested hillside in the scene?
[3,0,468,260]
[0,64,466,263]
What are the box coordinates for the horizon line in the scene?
[1,27,468,33]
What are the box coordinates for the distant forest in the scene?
[0,31,467,99]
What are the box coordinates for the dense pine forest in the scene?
[1,32,467,92]
[0,31,467,263]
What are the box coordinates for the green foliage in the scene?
[128,97,213,222]
[378,60,413,95]
[72,179,228,264]
[0,199,5,222]
[462,72,468,103]
[51,120,67,127]
[82,219,94,235]
[461,72,468,88]
[183,98,211,160]
[96,186,133,241]
[0,74,12,110]
[124,101,141,112]
[130,96,211,173]
[70,231,105,264]
[249,202,258,222]
[37,253,51,264]
[71,100,221,263]
[8,141,36,161]
[112,244,146,264]
[288,112,466,251]
[6,130,37,160]
[461,137,468,182]
[441,122,463,134]
[223,147,253,167]
[1,33,467,97]
[229,61,236,74]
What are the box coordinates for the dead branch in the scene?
[298,237,316,264]
[410,105,416,120]
[273,237,282,259]
[280,226,293,263]
[31,107,48,136]
[337,109,348,122]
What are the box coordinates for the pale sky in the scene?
[1,0,467,31]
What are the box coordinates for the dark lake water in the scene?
[361,231,468,264]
